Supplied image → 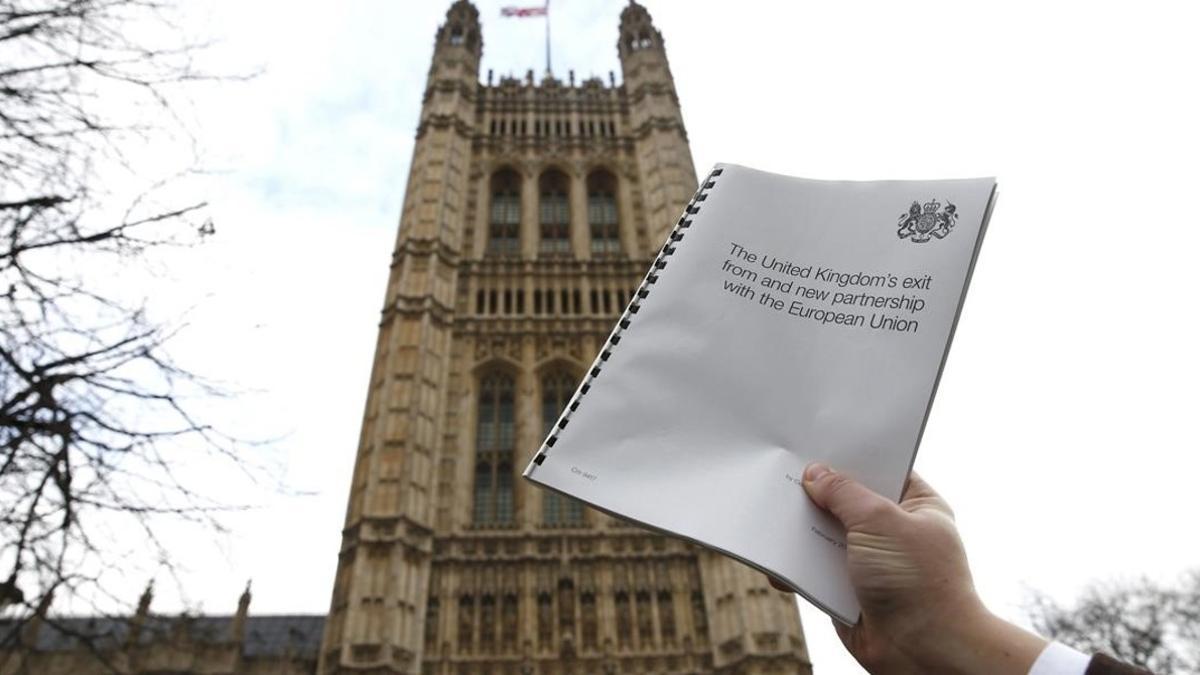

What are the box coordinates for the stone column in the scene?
[570,169,590,260]
[616,172,639,258]
[517,339,538,528]
[521,167,539,260]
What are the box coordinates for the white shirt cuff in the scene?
[1029,641,1091,675]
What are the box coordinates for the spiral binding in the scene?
[531,166,725,468]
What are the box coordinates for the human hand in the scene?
[779,463,1048,674]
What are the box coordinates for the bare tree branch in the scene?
[1,0,264,662]
[1026,570,1200,674]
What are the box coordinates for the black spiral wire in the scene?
[531,166,725,467]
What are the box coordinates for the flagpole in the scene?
[544,0,552,76]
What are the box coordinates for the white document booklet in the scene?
[523,163,997,623]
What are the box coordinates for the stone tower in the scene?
[317,2,813,674]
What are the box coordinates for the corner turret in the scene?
[617,1,698,246]
[431,0,482,83]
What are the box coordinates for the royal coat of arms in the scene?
[897,199,957,243]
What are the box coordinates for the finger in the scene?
[830,617,853,649]
[802,463,898,530]
[900,470,955,518]
[901,471,941,502]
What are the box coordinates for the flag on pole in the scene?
[500,2,552,75]
[501,5,547,17]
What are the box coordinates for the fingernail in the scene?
[804,463,832,482]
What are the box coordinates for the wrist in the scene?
[917,605,1048,675]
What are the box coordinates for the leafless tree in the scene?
[1,0,248,644]
[1027,569,1200,674]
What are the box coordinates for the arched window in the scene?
[558,578,576,640]
[474,373,515,526]
[472,461,491,523]
[615,591,632,647]
[479,594,496,652]
[542,372,584,526]
[488,169,521,256]
[500,594,518,647]
[690,590,708,638]
[580,591,598,649]
[537,591,553,649]
[657,590,676,643]
[587,170,620,256]
[424,597,439,650]
[458,595,474,651]
[448,24,464,45]
[541,372,573,435]
[538,169,571,257]
[636,590,653,643]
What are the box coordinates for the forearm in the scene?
[909,608,1047,675]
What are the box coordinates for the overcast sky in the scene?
[101,1,1200,673]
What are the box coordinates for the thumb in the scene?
[802,463,898,530]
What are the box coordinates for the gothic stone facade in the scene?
[317,3,811,675]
